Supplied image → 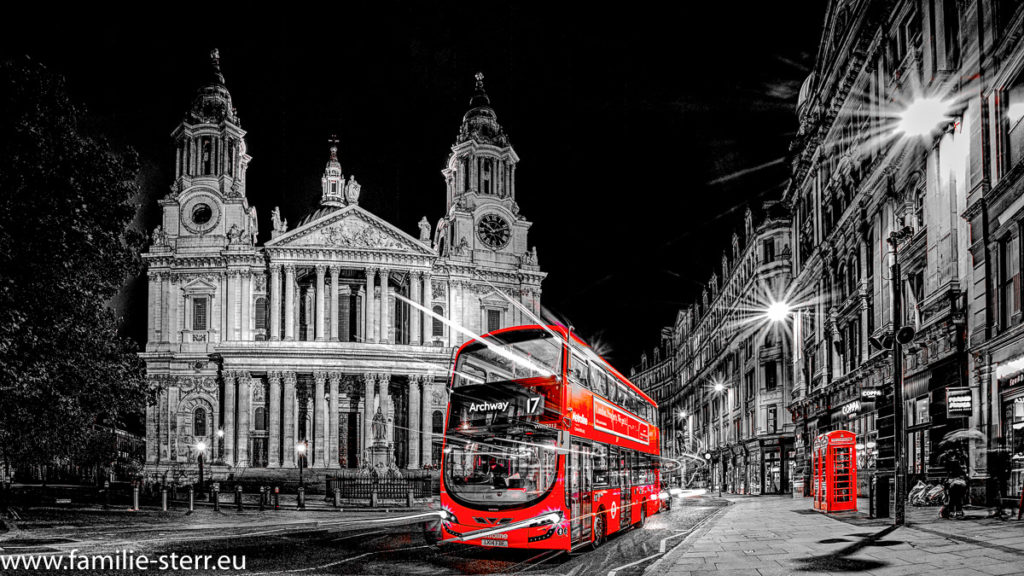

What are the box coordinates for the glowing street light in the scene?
[296,441,308,489]
[765,300,792,323]
[194,441,207,491]
[713,382,725,393]
[896,96,954,138]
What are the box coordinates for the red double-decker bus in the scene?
[437,325,661,550]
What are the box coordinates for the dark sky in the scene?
[3,4,825,373]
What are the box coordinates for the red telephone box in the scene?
[812,430,857,513]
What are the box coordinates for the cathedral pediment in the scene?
[265,205,435,256]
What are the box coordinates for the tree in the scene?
[0,57,149,478]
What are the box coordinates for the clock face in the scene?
[477,214,511,250]
[181,193,221,234]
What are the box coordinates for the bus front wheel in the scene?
[592,512,606,549]
[637,503,647,529]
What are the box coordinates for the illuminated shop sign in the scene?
[946,387,972,417]
[860,388,882,402]
[842,401,861,418]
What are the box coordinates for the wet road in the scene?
[1,497,727,575]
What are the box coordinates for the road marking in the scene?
[605,503,727,576]
[607,553,661,576]
[248,544,432,575]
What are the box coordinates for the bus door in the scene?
[620,448,632,526]
[569,441,593,543]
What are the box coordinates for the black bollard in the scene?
[161,487,168,512]
[274,486,280,510]
[103,480,110,509]
[333,487,340,508]
[132,484,140,511]
[236,485,243,512]
[259,487,265,511]
[188,486,194,513]
[213,485,220,512]
[297,486,306,510]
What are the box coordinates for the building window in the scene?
[202,137,213,175]
[768,405,778,433]
[762,239,775,263]
[487,309,501,333]
[1001,234,1020,328]
[254,407,266,431]
[431,410,444,465]
[193,297,208,331]
[432,305,444,337]
[255,296,268,340]
[765,361,777,391]
[194,407,207,437]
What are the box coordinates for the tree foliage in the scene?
[0,57,149,470]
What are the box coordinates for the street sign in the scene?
[946,387,972,417]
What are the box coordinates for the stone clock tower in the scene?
[431,73,544,344]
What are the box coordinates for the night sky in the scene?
[3,4,825,373]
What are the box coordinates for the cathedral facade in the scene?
[140,52,545,481]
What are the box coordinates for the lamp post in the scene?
[296,441,308,489]
[887,225,915,526]
[216,429,224,461]
[195,441,207,494]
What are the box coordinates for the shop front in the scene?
[999,371,1024,503]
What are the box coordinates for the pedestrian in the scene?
[939,443,967,519]
[987,439,1011,520]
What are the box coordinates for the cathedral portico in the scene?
[141,52,545,484]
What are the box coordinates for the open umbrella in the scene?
[939,428,986,446]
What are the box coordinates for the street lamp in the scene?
[873,225,917,527]
[216,429,224,461]
[195,441,207,491]
[296,441,308,489]
[765,300,792,323]
[896,96,954,139]
[714,382,725,393]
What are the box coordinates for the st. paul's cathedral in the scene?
[140,51,546,481]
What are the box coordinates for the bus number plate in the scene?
[481,538,508,547]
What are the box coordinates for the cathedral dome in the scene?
[457,73,509,147]
[188,49,238,125]
[296,205,342,228]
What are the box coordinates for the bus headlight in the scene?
[529,511,563,527]
[439,509,459,524]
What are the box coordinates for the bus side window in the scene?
[593,444,610,487]
[571,352,589,389]
[591,365,605,397]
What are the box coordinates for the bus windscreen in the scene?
[453,329,562,387]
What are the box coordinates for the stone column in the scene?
[222,273,231,340]
[283,372,297,467]
[362,373,375,455]
[410,272,421,345]
[379,373,391,443]
[330,266,341,341]
[422,273,432,344]
[270,265,282,340]
[339,286,351,342]
[151,273,162,343]
[355,289,364,342]
[328,373,340,468]
[408,376,421,469]
[284,265,296,341]
[315,265,326,341]
[268,372,282,467]
[420,378,432,467]
[236,373,251,465]
[379,268,390,344]
[223,372,236,465]
[365,267,377,343]
[241,271,251,340]
[145,392,158,464]
[313,371,326,468]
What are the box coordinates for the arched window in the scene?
[432,410,444,434]
[254,407,266,431]
[201,137,212,175]
[432,306,444,337]
[193,407,207,437]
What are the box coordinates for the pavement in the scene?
[649,495,1024,576]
